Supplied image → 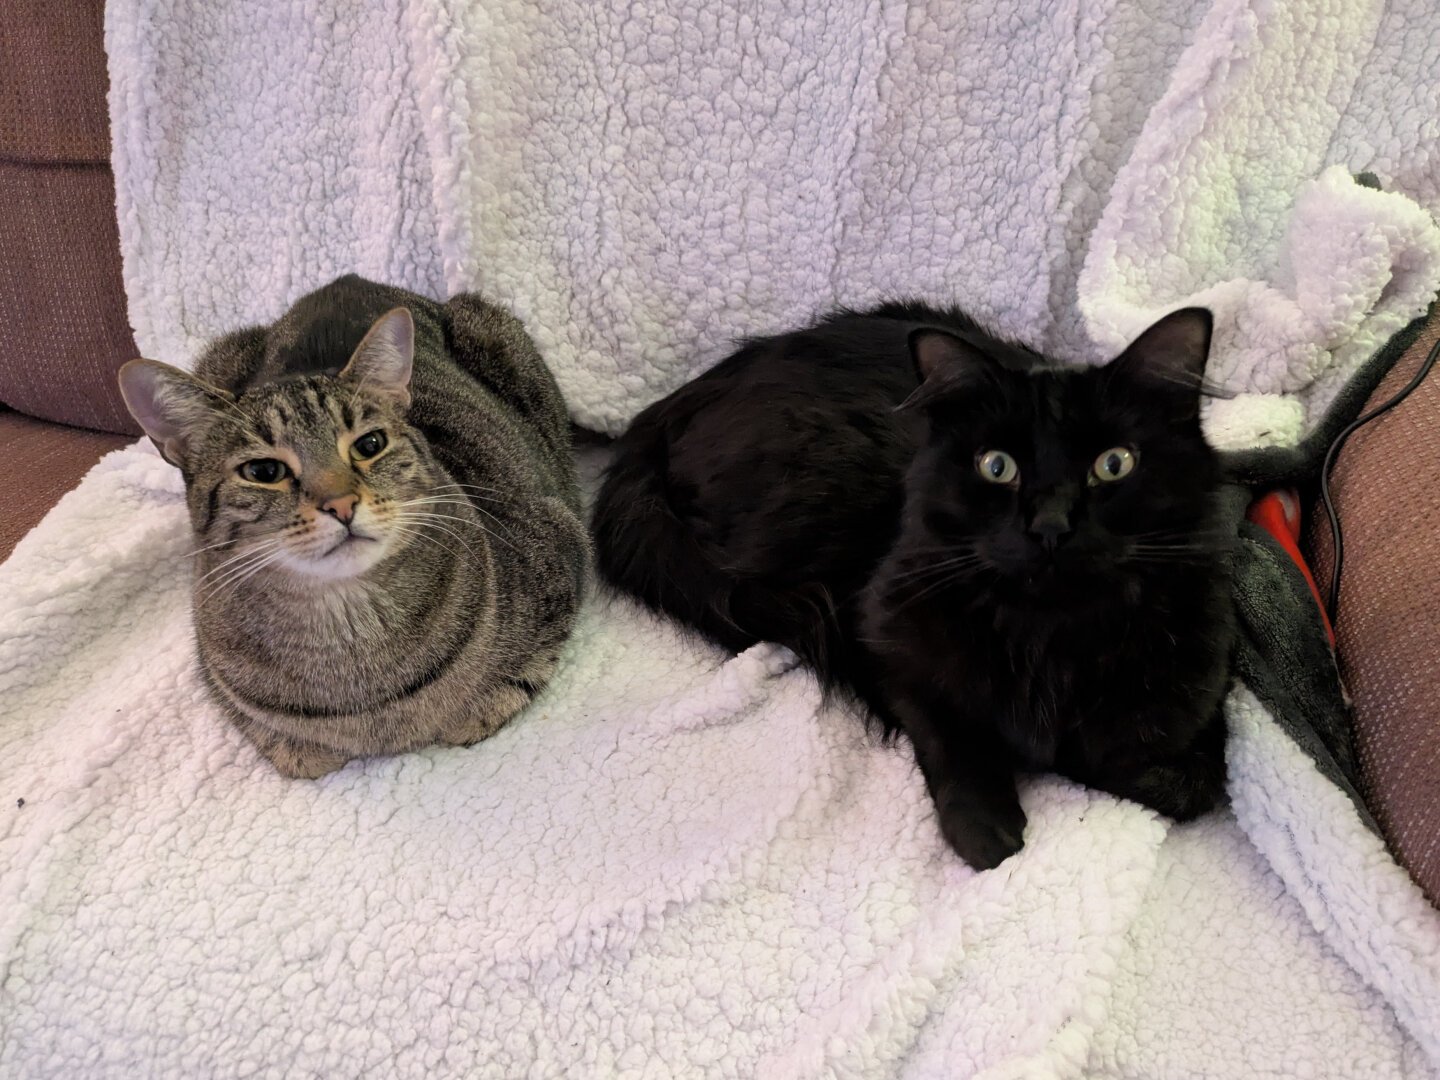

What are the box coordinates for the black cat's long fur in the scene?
[592,302,1236,869]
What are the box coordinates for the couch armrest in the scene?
[1306,311,1440,906]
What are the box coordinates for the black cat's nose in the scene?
[1027,506,1073,551]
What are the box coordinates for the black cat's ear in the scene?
[118,359,233,468]
[1108,308,1213,393]
[340,307,414,406]
[899,327,994,410]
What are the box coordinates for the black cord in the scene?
[1320,331,1440,626]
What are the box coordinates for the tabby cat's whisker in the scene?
[390,513,483,556]
[209,394,271,450]
[426,486,520,551]
[210,547,292,601]
[184,535,252,558]
[202,545,291,600]
[432,482,506,501]
[194,537,286,586]
[345,369,375,414]
[395,508,520,553]
[387,525,464,562]
[391,496,478,509]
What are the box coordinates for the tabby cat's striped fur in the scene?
[119,276,587,777]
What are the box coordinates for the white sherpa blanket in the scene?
[3,0,1439,1076]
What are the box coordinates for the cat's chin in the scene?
[990,565,1132,610]
[279,535,390,584]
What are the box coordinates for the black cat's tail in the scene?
[591,432,847,689]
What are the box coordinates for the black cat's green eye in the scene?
[1092,447,1137,483]
[238,459,289,484]
[351,430,388,460]
[976,449,1019,485]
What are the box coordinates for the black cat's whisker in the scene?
[885,552,986,588]
[888,552,984,578]
[1129,542,1220,555]
[890,565,991,613]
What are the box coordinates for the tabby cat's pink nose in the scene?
[321,494,358,524]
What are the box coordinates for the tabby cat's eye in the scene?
[976,449,1019,485]
[351,430,388,460]
[1092,447,1137,483]
[238,459,289,484]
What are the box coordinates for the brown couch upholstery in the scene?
[0,0,142,561]
[1306,312,1440,907]
[0,409,130,557]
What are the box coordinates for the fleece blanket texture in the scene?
[1,0,1438,1076]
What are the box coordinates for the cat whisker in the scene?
[346,369,374,414]
[390,513,485,557]
[209,546,292,602]
[889,564,992,612]
[887,553,984,579]
[387,525,466,562]
[1129,543,1218,555]
[432,482,507,502]
[390,496,479,509]
[884,552,986,587]
[194,537,287,586]
[397,496,519,549]
[201,544,291,600]
[208,394,272,450]
[183,534,253,558]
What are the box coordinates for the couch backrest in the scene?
[0,0,142,435]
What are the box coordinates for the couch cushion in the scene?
[1306,310,1440,906]
[0,410,132,563]
[0,0,111,165]
[0,160,141,436]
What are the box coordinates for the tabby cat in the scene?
[120,275,588,778]
[592,304,1235,869]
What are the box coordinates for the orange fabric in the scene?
[1247,490,1334,646]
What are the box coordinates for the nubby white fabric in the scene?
[3,0,1438,1075]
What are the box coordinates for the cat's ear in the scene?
[1109,308,1213,394]
[118,359,232,468]
[899,327,995,410]
[340,307,413,406]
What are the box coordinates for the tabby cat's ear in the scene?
[118,359,232,468]
[1109,308,1213,393]
[899,327,995,410]
[340,307,413,407]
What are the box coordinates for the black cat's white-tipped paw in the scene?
[937,801,1027,870]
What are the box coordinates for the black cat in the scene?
[592,303,1236,869]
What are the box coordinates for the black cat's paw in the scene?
[937,799,1027,870]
